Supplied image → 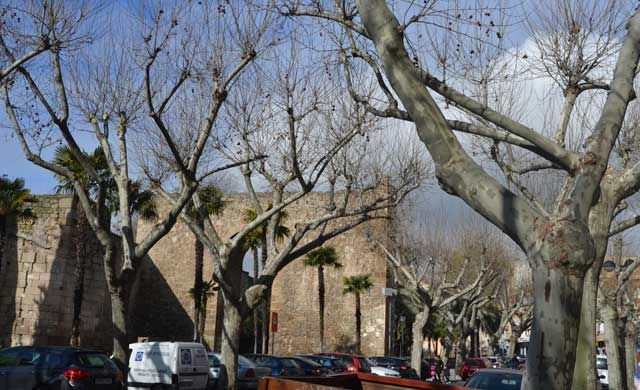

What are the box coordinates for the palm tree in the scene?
[189,185,225,343]
[0,176,35,277]
[304,246,342,352]
[52,146,158,347]
[189,279,217,344]
[242,206,290,353]
[343,274,373,354]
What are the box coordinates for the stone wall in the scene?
[1,191,392,356]
[136,191,391,356]
[0,195,112,349]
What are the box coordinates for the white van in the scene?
[127,341,210,390]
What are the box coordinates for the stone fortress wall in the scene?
[0,195,112,349]
[1,191,393,356]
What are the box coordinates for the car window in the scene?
[17,349,40,366]
[0,349,20,366]
[208,355,221,367]
[466,373,522,390]
[77,353,115,369]
[596,358,608,370]
[257,357,278,368]
[281,359,299,368]
[357,358,371,369]
[43,350,67,368]
[295,357,320,367]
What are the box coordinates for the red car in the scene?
[460,358,487,380]
[318,353,372,373]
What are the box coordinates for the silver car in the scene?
[207,353,271,390]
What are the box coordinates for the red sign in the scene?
[270,312,278,333]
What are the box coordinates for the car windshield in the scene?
[208,354,253,368]
[596,358,608,370]
[281,359,299,368]
[357,358,371,369]
[466,372,523,390]
[238,356,254,367]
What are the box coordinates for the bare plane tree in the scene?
[598,236,640,390]
[0,1,271,365]
[154,43,427,387]
[283,1,640,388]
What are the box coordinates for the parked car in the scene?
[244,354,267,363]
[369,364,401,378]
[297,355,347,373]
[207,353,271,390]
[289,356,331,376]
[255,356,305,377]
[596,354,609,389]
[464,368,522,389]
[128,341,209,390]
[318,353,372,373]
[460,357,487,380]
[368,357,419,379]
[0,345,123,390]
[486,356,500,368]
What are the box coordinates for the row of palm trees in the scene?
[304,247,373,354]
[2,166,374,355]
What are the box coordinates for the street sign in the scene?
[270,312,278,333]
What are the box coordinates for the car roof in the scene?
[321,352,364,358]
[475,368,522,375]
[1,346,102,354]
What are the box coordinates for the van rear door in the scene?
[177,346,208,389]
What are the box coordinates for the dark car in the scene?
[460,357,487,380]
[318,353,371,374]
[0,346,123,390]
[368,357,419,379]
[254,356,304,377]
[464,368,522,390]
[207,353,271,390]
[297,355,347,373]
[289,356,331,376]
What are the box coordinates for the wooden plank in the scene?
[259,374,469,390]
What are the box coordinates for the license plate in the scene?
[95,378,113,384]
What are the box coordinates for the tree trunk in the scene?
[507,329,518,357]
[488,335,500,356]
[213,289,224,352]
[411,308,429,378]
[70,225,87,348]
[625,319,637,390]
[220,296,242,390]
[193,217,204,342]
[522,264,585,390]
[455,336,466,376]
[199,294,207,345]
[252,247,259,353]
[572,266,600,390]
[355,292,361,354]
[603,299,626,390]
[318,265,325,353]
[260,245,270,354]
[99,240,128,369]
[0,216,6,278]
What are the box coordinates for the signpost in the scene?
[270,312,278,354]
